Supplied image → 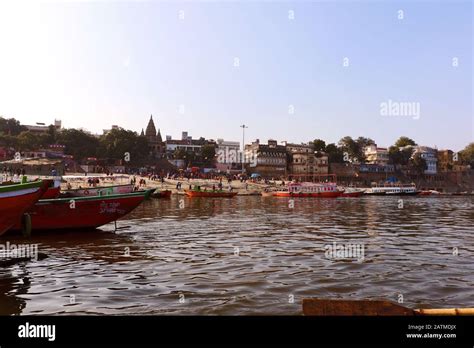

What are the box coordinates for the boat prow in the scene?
[9,189,153,233]
[0,180,51,236]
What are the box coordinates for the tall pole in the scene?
[240,124,248,174]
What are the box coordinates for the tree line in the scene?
[311,135,474,170]
[1,116,473,169]
[0,117,149,165]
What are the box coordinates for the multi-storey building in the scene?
[24,120,62,134]
[215,138,241,173]
[285,142,328,179]
[245,139,287,178]
[364,144,389,165]
[408,145,438,175]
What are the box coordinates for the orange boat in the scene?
[274,181,343,198]
[185,189,238,198]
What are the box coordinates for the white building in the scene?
[25,120,62,134]
[215,138,241,172]
[413,146,438,175]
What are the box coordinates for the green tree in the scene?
[325,143,344,163]
[355,137,375,163]
[312,139,326,152]
[17,131,43,151]
[0,117,26,136]
[57,128,100,160]
[410,152,427,175]
[46,125,58,144]
[395,136,417,148]
[400,147,414,165]
[388,145,414,165]
[459,143,474,166]
[338,136,365,162]
[0,134,18,148]
[201,144,216,165]
[98,128,149,165]
[173,148,186,160]
[388,145,401,165]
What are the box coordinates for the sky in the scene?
[0,0,472,151]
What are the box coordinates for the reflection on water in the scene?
[0,196,473,315]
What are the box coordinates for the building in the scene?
[438,149,470,173]
[285,143,314,175]
[364,144,389,165]
[437,149,455,172]
[245,139,287,178]
[165,132,202,155]
[215,138,241,173]
[24,120,62,134]
[142,115,165,158]
[102,125,120,135]
[22,144,66,159]
[285,142,328,179]
[412,146,438,175]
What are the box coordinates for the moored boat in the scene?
[419,190,441,196]
[42,186,61,199]
[62,183,134,197]
[151,190,172,198]
[184,189,238,198]
[364,184,419,196]
[10,189,153,233]
[341,188,365,197]
[0,180,50,236]
[41,179,63,199]
[274,181,343,198]
[261,190,276,197]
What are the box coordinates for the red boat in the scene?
[0,180,50,236]
[185,189,238,198]
[151,190,172,198]
[274,182,343,198]
[62,184,134,197]
[10,190,153,232]
[42,179,62,199]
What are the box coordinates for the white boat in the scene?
[365,184,419,196]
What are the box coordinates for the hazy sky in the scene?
[0,0,472,151]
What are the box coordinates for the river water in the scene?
[1,196,473,315]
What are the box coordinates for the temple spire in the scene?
[145,114,157,137]
[157,128,162,142]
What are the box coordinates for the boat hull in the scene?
[42,186,61,199]
[184,190,238,198]
[341,191,365,197]
[151,190,172,198]
[10,190,152,232]
[274,191,342,198]
[385,191,420,196]
[0,181,50,236]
